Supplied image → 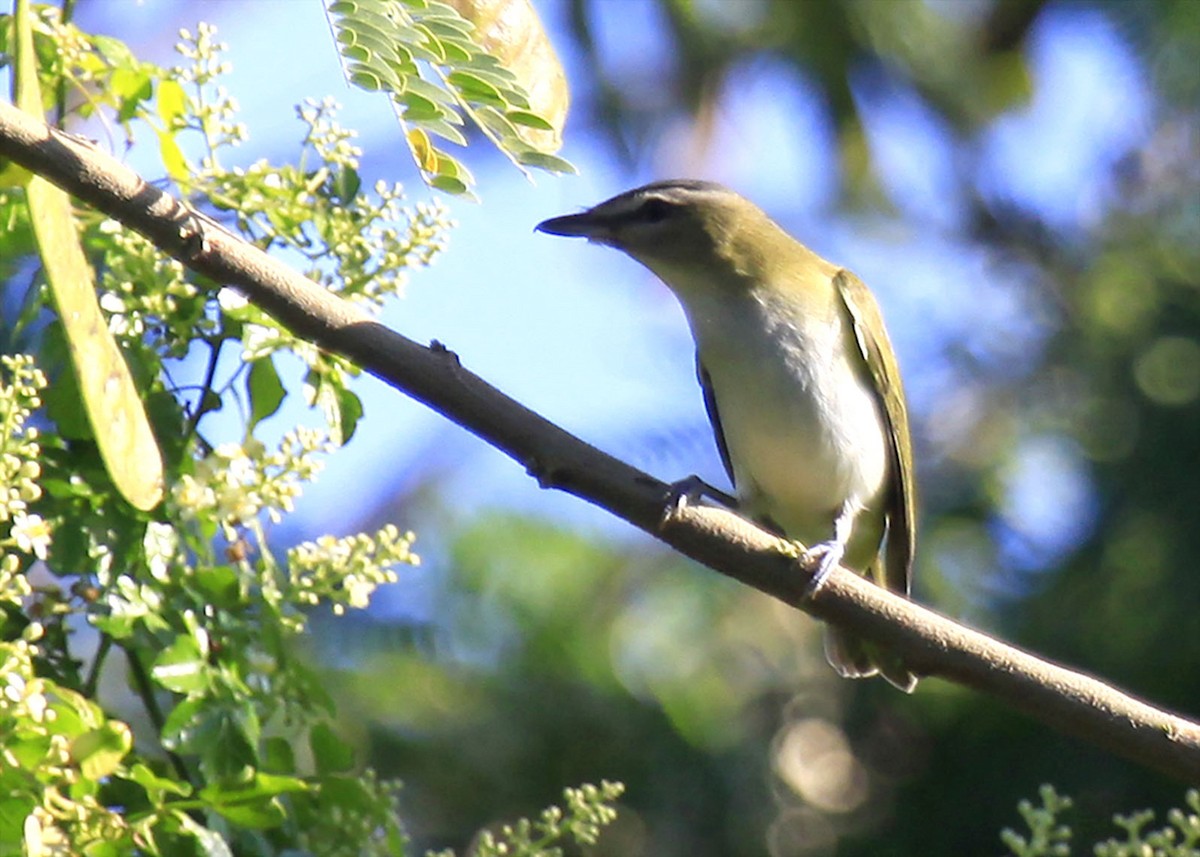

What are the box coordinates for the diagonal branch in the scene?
[2,100,1198,782]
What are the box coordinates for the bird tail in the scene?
[823,627,917,693]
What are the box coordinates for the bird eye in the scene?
[638,198,673,224]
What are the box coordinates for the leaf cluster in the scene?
[326,0,574,197]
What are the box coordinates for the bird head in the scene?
[535,180,799,295]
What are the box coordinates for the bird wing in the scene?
[833,270,916,595]
[697,357,736,487]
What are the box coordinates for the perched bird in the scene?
[536,180,918,691]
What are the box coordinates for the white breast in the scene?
[685,288,889,548]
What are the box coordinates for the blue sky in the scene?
[60,0,1150,605]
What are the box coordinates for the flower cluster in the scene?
[428,781,625,857]
[171,429,332,529]
[200,98,452,315]
[173,23,248,158]
[96,222,209,358]
[1,355,49,602]
[288,524,418,617]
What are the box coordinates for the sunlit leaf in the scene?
[514,150,577,174]
[152,634,210,695]
[399,89,444,121]
[125,763,194,801]
[348,67,383,91]
[419,117,468,146]
[407,126,439,172]
[447,69,505,107]
[156,77,188,128]
[430,173,469,196]
[506,108,554,131]
[157,129,189,181]
[327,0,575,194]
[70,722,133,780]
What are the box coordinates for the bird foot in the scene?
[661,475,737,524]
[800,540,846,597]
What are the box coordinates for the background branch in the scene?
[2,100,1198,782]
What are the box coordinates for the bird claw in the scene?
[661,475,737,524]
[801,540,845,597]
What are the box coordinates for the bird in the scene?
[536,180,918,691]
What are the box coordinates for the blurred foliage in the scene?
[324,0,1200,855]
[314,511,919,855]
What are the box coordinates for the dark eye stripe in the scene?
[637,198,674,223]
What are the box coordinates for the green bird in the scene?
[537,180,918,691]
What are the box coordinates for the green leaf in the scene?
[436,38,471,64]
[246,356,286,430]
[474,105,521,140]
[340,43,371,63]
[347,59,405,93]
[200,773,309,829]
[109,67,154,107]
[70,722,132,780]
[91,34,136,66]
[430,173,469,196]
[458,53,518,85]
[263,737,295,774]
[156,78,187,127]
[157,130,190,180]
[333,165,362,201]
[207,794,286,829]
[422,18,476,40]
[194,564,241,608]
[174,810,235,857]
[348,67,383,92]
[421,5,474,33]
[152,633,210,695]
[515,150,578,174]
[345,28,411,67]
[434,154,474,185]
[447,70,506,107]
[125,762,193,802]
[420,118,468,146]
[402,75,460,106]
[333,385,364,445]
[506,109,555,131]
[310,722,355,775]
[399,90,445,122]
[412,25,447,63]
[0,793,36,846]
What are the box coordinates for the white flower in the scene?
[10,513,51,560]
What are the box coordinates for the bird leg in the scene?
[802,502,856,596]
[661,475,738,523]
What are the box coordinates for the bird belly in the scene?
[698,309,889,560]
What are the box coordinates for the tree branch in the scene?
[2,100,1198,782]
